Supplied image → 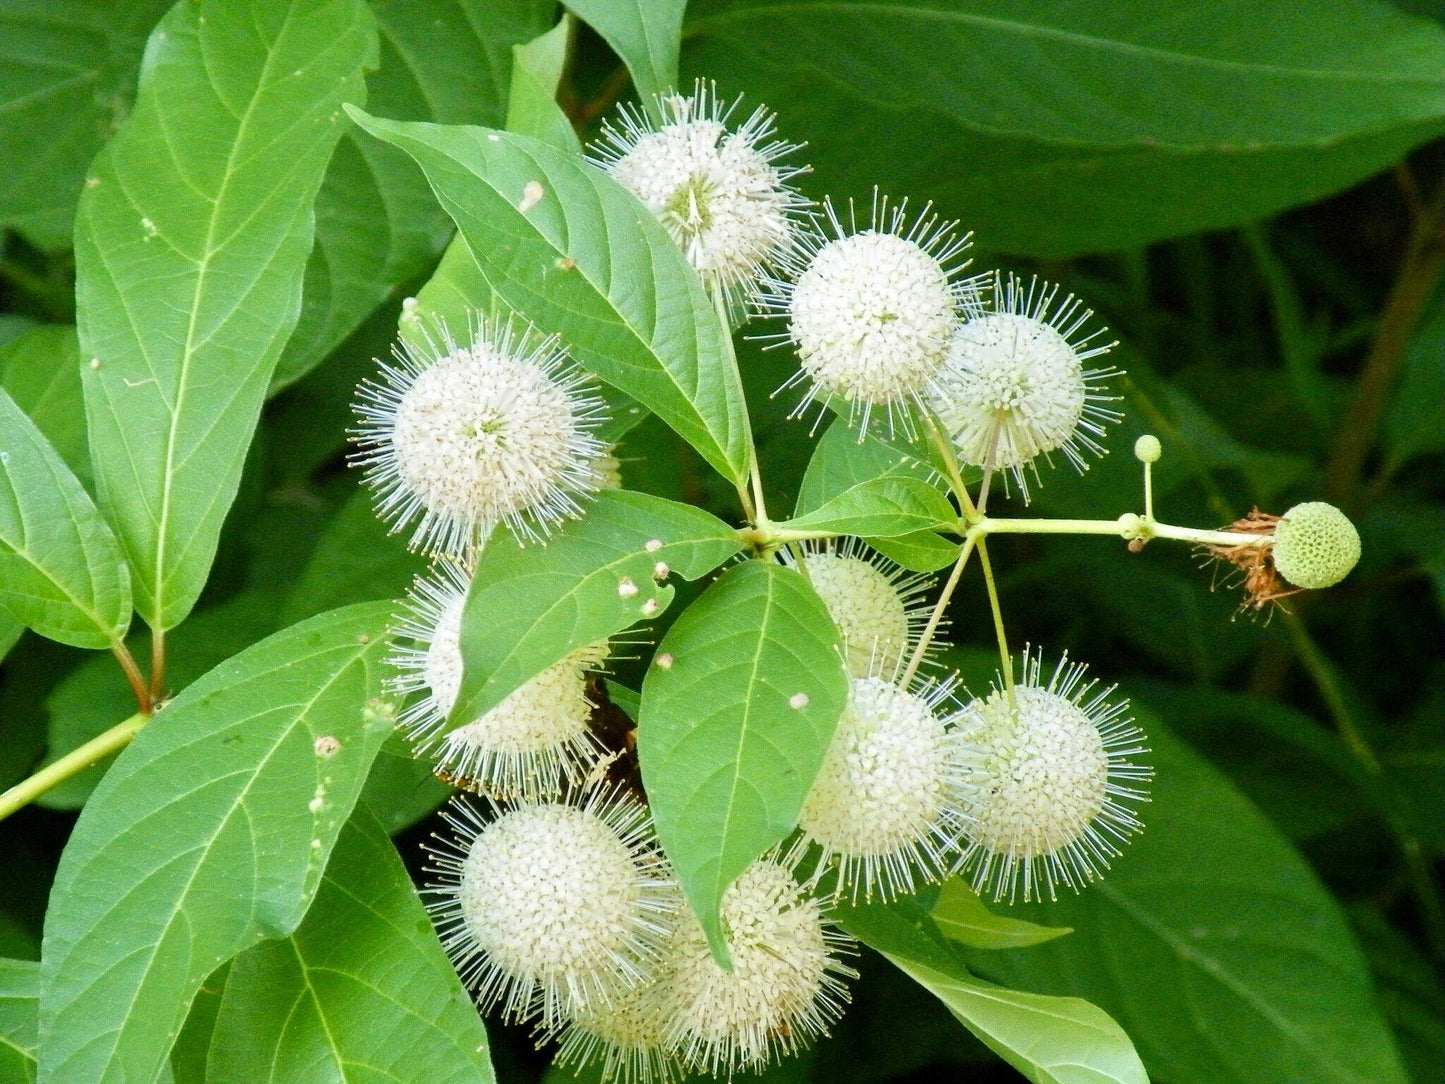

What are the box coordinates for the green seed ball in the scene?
[1271,502,1360,590]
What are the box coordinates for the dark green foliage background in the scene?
[1,1,1443,1082]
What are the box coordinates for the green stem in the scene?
[111,642,152,714]
[975,538,1015,704]
[924,413,978,518]
[0,713,148,822]
[899,535,977,685]
[1281,612,1445,959]
[971,516,1268,550]
[1325,181,1445,507]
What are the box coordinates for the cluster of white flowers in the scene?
[430,793,856,1083]
[352,79,1171,1084]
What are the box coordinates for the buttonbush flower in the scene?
[549,968,682,1084]
[594,81,808,315]
[782,538,934,678]
[954,648,1151,903]
[795,672,976,900]
[656,857,856,1076]
[930,272,1120,500]
[352,315,606,556]
[391,563,608,799]
[425,791,675,1026]
[760,194,978,436]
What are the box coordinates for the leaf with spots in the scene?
[637,560,848,960]
[450,490,742,728]
[38,602,396,1084]
[348,111,754,485]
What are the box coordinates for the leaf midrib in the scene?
[150,5,295,630]
[708,567,776,907]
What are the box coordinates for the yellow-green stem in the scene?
[900,535,977,685]
[0,713,148,822]
[975,537,1015,705]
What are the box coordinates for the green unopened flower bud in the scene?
[1133,434,1161,463]
[1271,501,1360,590]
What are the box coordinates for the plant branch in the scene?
[900,535,977,685]
[111,643,152,714]
[0,713,148,822]
[975,538,1015,703]
[1325,181,1445,507]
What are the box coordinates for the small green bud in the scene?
[1133,434,1162,463]
[1271,502,1360,589]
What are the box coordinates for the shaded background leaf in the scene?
[681,0,1445,255]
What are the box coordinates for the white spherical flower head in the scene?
[595,82,808,313]
[551,971,682,1084]
[762,195,977,437]
[1271,501,1360,590]
[352,315,607,556]
[955,649,1152,903]
[426,792,675,1026]
[783,539,933,678]
[796,674,974,900]
[390,565,608,799]
[658,859,856,1076]
[931,272,1121,502]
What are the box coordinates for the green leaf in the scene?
[792,416,960,570]
[567,0,686,104]
[637,560,847,959]
[0,959,38,1084]
[795,417,940,516]
[683,0,1445,255]
[837,896,1147,1084]
[0,617,22,667]
[452,489,741,726]
[38,602,396,1084]
[75,0,377,631]
[867,531,963,574]
[507,18,583,154]
[0,0,171,248]
[963,720,1410,1084]
[272,0,555,389]
[167,963,226,1084]
[38,589,281,809]
[0,388,129,649]
[348,112,753,484]
[357,730,451,836]
[207,811,494,1084]
[778,476,957,538]
[0,327,88,484]
[932,879,1071,951]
